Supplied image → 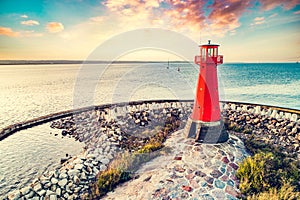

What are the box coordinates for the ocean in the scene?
[0,62,299,196]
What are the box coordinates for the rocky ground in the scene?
[103,130,248,200]
[221,103,300,157]
[4,101,299,200]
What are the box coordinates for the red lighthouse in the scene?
[184,40,228,143]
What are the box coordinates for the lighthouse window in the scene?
[201,48,206,60]
[208,48,212,56]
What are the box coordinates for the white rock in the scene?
[254,106,261,115]
[285,112,292,119]
[51,177,58,185]
[38,189,46,197]
[81,172,87,180]
[33,183,42,192]
[59,173,68,179]
[271,110,277,118]
[101,158,110,165]
[291,114,298,122]
[292,127,298,134]
[68,169,79,177]
[100,165,107,171]
[58,179,68,187]
[73,158,83,164]
[230,104,236,110]
[20,186,31,195]
[74,163,84,171]
[46,190,56,196]
[55,188,61,196]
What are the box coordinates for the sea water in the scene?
[0,62,299,196]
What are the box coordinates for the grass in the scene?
[236,138,300,199]
[246,182,299,200]
[88,114,181,199]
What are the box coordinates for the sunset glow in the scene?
[0,0,299,62]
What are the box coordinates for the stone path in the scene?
[103,130,249,200]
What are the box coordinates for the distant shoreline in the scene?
[0,60,298,65]
[0,60,190,65]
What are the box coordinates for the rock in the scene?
[81,172,87,180]
[33,183,42,192]
[51,177,58,185]
[225,185,239,197]
[8,190,21,200]
[229,163,239,170]
[174,156,182,160]
[46,190,56,196]
[49,194,57,200]
[100,158,110,165]
[58,179,68,188]
[74,164,84,171]
[195,170,206,177]
[253,118,260,124]
[221,156,230,164]
[37,189,46,197]
[210,169,223,178]
[55,188,61,196]
[100,165,107,171]
[73,175,80,184]
[181,185,193,192]
[20,186,31,196]
[68,169,79,177]
[25,190,35,199]
[214,179,225,189]
[59,172,68,179]
[204,176,214,184]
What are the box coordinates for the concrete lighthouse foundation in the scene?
[184,119,229,143]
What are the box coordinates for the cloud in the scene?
[259,0,300,11]
[0,27,20,37]
[21,20,40,26]
[163,0,207,32]
[269,13,278,18]
[46,22,64,33]
[207,0,252,36]
[294,10,300,15]
[253,16,265,25]
[21,30,43,37]
[21,15,28,18]
[89,16,106,23]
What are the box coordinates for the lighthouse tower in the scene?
[184,40,228,143]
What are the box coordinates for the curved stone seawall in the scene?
[1,100,299,141]
[3,100,300,199]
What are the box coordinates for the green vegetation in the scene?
[237,138,300,199]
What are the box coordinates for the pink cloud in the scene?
[21,20,40,26]
[259,0,300,11]
[0,27,20,37]
[46,22,64,33]
[207,0,253,35]
[294,10,300,14]
[163,0,207,31]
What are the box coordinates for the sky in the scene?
[0,0,299,62]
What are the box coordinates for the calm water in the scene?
[0,62,299,197]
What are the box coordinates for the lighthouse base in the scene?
[184,118,229,143]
